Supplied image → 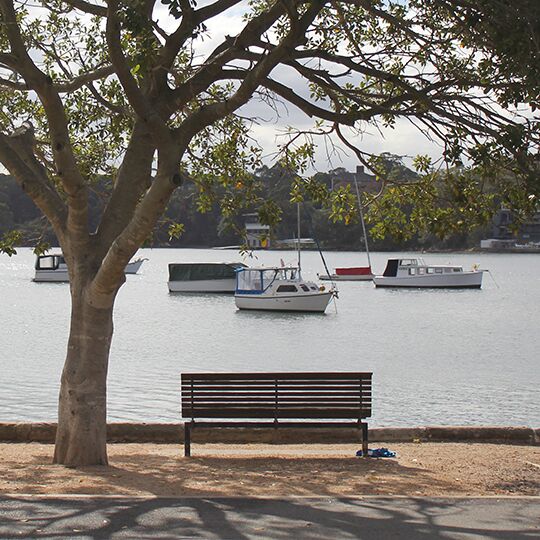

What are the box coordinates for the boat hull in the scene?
[235,291,333,312]
[373,271,483,288]
[33,270,69,282]
[169,278,236,293]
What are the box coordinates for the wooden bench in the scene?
[181,372,372,457]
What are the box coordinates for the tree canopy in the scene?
[0,0,538,465]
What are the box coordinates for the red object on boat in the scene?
[335,266,372,276]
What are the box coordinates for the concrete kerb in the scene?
[0,423,538,445]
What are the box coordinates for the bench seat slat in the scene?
[182,372,372,380]
[184,395,371,405]
[183,403,372,409]
[182,409,371,419]
[182,391,371,397]
[181,384,370,390]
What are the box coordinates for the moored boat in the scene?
[373,258,484,288]
[168,262,247,292]
[234,266,335,312]
[34,254,147,282]
[33,254,69,282]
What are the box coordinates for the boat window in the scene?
[418,268,425,275]
[310,286,317,291]
[427,268,434,274]
[400,259,414,266]
[276,285,298,293]
[453,268,462,272]
[36,256,57,270]
[409,268,416,275]
[300,284,309,292]
[435,268,443,274]
[235,269,266,292]
[169,263,240,281]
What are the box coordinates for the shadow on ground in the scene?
[0,495,538,539]
[11,452,465,497]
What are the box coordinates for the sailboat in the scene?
[319,176,373,281]
[234,204,335,312]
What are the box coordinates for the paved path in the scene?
[0,496,538,539]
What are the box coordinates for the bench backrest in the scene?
[181,372,372,420]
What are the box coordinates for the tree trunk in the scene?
[53,290,115,466]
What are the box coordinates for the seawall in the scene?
[0,423,538,445]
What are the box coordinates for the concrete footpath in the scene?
[0,496,539,539]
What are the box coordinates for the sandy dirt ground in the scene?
[1,442,539,497]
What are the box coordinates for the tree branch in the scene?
[0,0,88,242]
[61,0,107,17]
[105,0,173,150]
[0,124,67,236]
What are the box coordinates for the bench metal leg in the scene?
[361,422,368,457]
[184,423,191,457]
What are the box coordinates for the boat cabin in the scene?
[235,267,320,295]
[382,258,464,277]
[35,254,66,271]
[168,262,246,282]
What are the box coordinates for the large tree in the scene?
[0,0,538,466]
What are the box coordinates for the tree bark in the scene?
[53,286,116,466]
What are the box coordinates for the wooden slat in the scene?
[181,391,371,398]
[190,421,366,429]
[182,372,372,380]
[182,397,370,403]
[183,401,372,407]
[182,408,371,419]
[181,384,370,392]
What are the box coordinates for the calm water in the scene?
[1,247,538,427]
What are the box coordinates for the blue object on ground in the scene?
[356,447,396,458]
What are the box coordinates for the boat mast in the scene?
[296,202,302,277]
[354,175,372,269]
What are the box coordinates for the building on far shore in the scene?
[480,207,540,251]
[243,213,271,249]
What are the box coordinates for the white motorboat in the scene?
[373,258,484,288]
[234,266,335,312]
[34,254,147,282]
[168,262,247,292]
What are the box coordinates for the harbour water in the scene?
[1,248,538,427]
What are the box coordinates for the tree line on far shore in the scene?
[0,161,492,253]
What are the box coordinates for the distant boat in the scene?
[320,175,373,282]
[33,254,147,282]
[480,238,540,253]
[372,258,484,289]
[234,266,335,312]
[124,257,148,274]
[168,262,247,293]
